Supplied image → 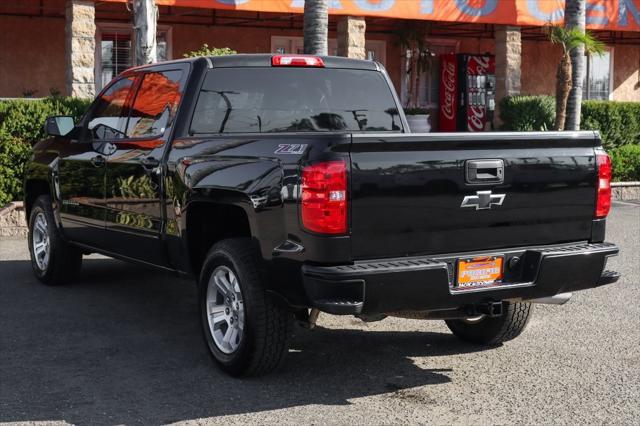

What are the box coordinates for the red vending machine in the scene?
[438,53,496,132]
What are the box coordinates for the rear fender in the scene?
[181,156,286,261]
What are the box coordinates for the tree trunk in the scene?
[132,0,158,66]
[555,53,572,131]
[564,0,586,130]
[405,51,414,108]
[413,49,421,108]
[303,0,328,55]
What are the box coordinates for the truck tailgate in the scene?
[349,131,600,259]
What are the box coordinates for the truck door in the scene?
[103,68,186,266]
[58,75,137,248]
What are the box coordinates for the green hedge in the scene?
[499,96,640,182]
[610,144,640,182]
[581,101,640,149]
[0,132,31,207]
[0,97,91,205]
[498,95,556,132]
[499,96,640,149]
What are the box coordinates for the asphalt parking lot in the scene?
[1,202,638,425]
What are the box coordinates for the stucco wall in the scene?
[375,34,401,91]
[0,16,67,98]
[521,40,563,96]
[172,24,291,57]
[0,14,402,99]
[0,11,637,103]
[171,24,401,91]
[613,44,640,101]
[521,39,639,101]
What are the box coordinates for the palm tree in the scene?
[564,0,586,131]
[303,0,328,55]
[549,26,604,130]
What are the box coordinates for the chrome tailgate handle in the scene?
[465,159,504,184]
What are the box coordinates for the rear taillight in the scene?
[301,161,347,234]
[271,55,325,67]
[596,150,612,218]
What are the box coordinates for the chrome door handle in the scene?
[465,159,504,184]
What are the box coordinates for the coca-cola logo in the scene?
[441,61,456,120]
[469,55,491,75]
[468,105,485,131]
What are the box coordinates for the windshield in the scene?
[190,67,402,134]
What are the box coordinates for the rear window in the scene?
[190,68,402,134]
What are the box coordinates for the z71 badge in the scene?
[275,144,307,155]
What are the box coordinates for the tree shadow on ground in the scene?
[0,258,490,425]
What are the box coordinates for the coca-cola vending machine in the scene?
[438,53,496,132]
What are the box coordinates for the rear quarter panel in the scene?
[163,133,352,305]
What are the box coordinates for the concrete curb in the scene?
[1,183,638,239]
[612,181,640,202]
[0,201,28,239]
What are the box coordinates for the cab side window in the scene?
[126,70,184,138]
[87,76,136,140]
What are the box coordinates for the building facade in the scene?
[1,0,638,129]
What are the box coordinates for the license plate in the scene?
[456,256,504,289]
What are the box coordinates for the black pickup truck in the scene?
[24,54,619,376]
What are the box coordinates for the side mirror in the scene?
[44,116,75,137]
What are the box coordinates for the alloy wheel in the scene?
[206,265,245,354]
[32,212,50,271]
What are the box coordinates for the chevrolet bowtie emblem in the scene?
[461,191,506,210]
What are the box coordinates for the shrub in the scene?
[498,96,640,181]
[581,101,640,150]
[0,96,91,205]
[0,96,90,141]
[183,44,237,58]
[610,144,640,182]
[0,131,32,206]
[500,96,640,151]
[498,95,555,131]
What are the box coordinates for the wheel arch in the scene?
[24,179,52,220]
[185,197,256,275]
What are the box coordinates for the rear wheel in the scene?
[28,195,82,285]
[199,238,293,376]
[445,301,533,345]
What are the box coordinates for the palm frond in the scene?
[547,25,605,56]
[548,26,567,46]
[580,32,606,56]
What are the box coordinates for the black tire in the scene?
[445,301,533,345]
[28,195,82,285]
[199,238,293,376]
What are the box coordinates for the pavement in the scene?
[0,202,638,425]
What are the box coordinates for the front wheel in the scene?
[199,238,293,376]
[28,195,82,285]
[445,301,533,345]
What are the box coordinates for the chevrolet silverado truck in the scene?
[24,54,620,376]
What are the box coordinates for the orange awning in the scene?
[102,0,640,32]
